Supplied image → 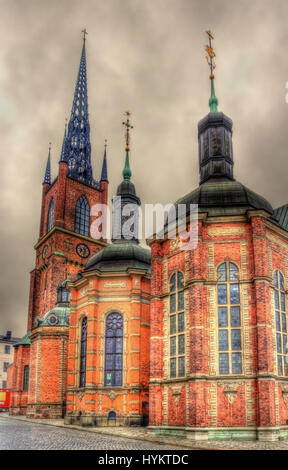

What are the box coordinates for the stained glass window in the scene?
[104,313,123,386]
[217,261,242,374]
[75,195,90,236]
[47,198,54,232]
[274,270,288,376]
[169,271,185,378]
[79,317,87,388]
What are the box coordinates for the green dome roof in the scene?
[85,242,151,273]
[174,179,273,217]
[35,306,70,327]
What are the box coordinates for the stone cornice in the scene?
[34,226,108,250]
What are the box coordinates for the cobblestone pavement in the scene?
[0,415,188,450]
[2,414,288,450]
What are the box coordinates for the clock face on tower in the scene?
[76,243,90,258]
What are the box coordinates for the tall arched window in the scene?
[274,270,288,376]
[169,272,185,378]
[217,261,242,374]
[23,365,29,391]
[47,198,54,232]
[79,317,87,388]
[104,313,123,387]
[75,196,90,236]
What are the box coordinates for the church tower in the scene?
[9,34,109,418]
[28,34,108,331]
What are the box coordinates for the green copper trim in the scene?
[123,150,132,182]
[53,251,66,257]
[209,77,218,113]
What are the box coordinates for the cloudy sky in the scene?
[1,0,288,337]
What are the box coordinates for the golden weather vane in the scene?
[205,30,216,79]
[122,111,134,151]
[82,28,88,41]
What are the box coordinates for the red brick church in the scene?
[7,33,288,441]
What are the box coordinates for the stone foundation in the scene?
[64,412,146,427]
[9,406,27,416]
[149,426,288,442]
[26,402,65,419]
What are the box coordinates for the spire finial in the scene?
[205,30,218,113]
[82,28,88,42]
[122,112,133,181]
[43,143,51,185]
[122,111,133,152]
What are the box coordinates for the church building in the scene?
[8,32,288,441]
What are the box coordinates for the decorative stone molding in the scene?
[106,391,118,401]
[281,386,288,405]
[171,385,183,405]
[80,287,88,298]
[207,226,245,237]
[103,281,126,288]
[78,390,85,401]
[219,382,243,405]
[170,238,180,252]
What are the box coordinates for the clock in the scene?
[42,245,48,259]
[76,243,90,258]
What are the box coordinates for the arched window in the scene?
[75,196,90,236]
[104,313,123,387]
[23,365,29,391]
[217,261,242,374]
[47,198,54,232]
[274,270,288,376]
[79,317,87,388]
[169,272,185,378]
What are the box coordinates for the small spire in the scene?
[205,30,218,113]
[122,111,133,181]
[100,139,109,182]
[43,143,51,185]
[59,119,67,162]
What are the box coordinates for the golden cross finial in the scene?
[122,111,133,151]
[205,30,216,79]
[82,28,88,41]
[49,142,51,151]
[104,139,107,149]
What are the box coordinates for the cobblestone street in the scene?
[0,415,188,450]
[2,414,288,450]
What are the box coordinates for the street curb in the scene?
[0,414,227,451]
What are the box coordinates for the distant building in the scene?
[0,331,20,389]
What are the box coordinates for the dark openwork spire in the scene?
[112,112,140,243]
[43,143,51,185]
[100,140,108,183]
[198,31,234,184]
[61,32,97,186]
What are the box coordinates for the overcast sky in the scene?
[1,0,288,337]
